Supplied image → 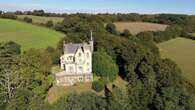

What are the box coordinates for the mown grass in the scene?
[158,38,195,85]
[114,22,167,35]
[0,18,64,51]
[17,15,64,24]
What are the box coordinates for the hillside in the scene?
[0,18,64,51]
[47,76,128,104]
[114,22,168,35]
[158,38,195,85]
[17,15,64,24]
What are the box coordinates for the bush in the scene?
[92,80,104,92]
[45,20,54,28]
[0,13,17,19]
[121,29,132,38]
[23,17,32,23]
[105,23,117,34]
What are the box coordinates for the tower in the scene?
[89,30,94,52]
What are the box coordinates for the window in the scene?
[79,77,83,81]
[67,56,73,61]
[87,53,89,58]
[79,53,81,57]
[63,64,66,71]
[79,66,83,72]
[87,62,89,66]
[87,68,90,72]
[69,56,73,60]
[69,66,73,73]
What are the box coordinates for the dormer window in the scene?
[67,56,73,61]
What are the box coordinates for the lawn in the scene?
[17,15,64,24]
[47,76,128,104]
[0,18,64,51]
[114,22,167,35]
[158,38,195,85]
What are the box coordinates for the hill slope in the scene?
[17,15,64,24]
[158,38,195,85]
[0,18,64,51]
[115,22,167,35]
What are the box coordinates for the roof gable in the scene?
[64,43,90,54]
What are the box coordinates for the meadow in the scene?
[0,18,64,51]
[114,22,168,35]
[17,15,64,24]
[158,38,195,85]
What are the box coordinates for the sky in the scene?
[0,0,195,14]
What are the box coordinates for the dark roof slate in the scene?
[64,43,83,54]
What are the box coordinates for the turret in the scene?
[89,31,94,52]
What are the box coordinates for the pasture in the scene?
[158,38,195,85]
[0,18,64,51]
[17,15,64,24]
[114,22,167,35]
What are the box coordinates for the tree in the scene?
[136,31,154,42]
[0,13,17,19]
[121,29,131,38]
[0,64,24,104]
[23,17,32,23]
[46,46,61,64]
[107,86,129,110]
[20,49,54,97]
[92,80,104,92]
[6,89,33,110]
[7,88,51,110]
[93,51,118,81]
[46,20,54,28]
[0,41,22,105]
[33,10,45,16]
[53,92,107,110]
[105,23,117,34]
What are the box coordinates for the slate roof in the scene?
[64,43,82,54]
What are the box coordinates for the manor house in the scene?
[55,33,93,86]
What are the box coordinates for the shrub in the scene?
[121,29,132,37]
[92,80,104,92]
[0,13,17,19]
[23,17,32,23]
[45,20,54,28]
[105,23,117,34]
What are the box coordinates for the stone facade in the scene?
[56,34,93,86]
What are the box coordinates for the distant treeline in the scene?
[1,10,195,33]
[1,10,195,42]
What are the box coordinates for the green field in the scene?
[17,15,64,24]
[158,38,195,85]
[0,18,64,51]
